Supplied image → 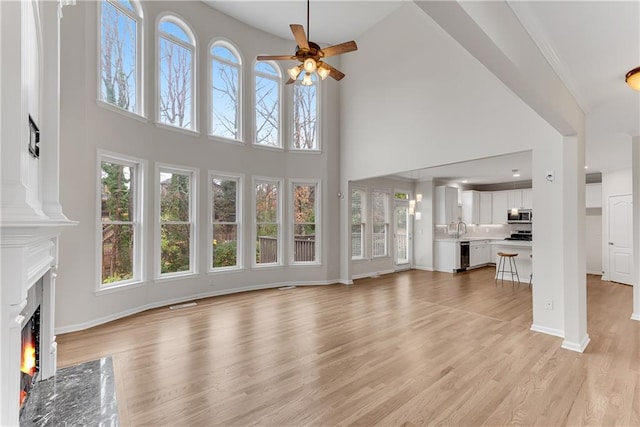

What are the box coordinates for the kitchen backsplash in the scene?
[434,223,532,239]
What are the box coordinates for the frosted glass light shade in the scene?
[626,67,640,91]
[288,65,302,80]
[317,64,330,80]
[302,73,313,86]
[303,58,317,73]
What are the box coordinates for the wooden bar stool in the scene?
[495,252,520,286]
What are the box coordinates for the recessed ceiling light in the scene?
[512,168,520,178]
[513,173,520,177]
[461,180,468,184]
[584,165,588,169]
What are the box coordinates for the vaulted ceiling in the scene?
[204,1,639,182]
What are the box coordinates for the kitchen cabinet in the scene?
[479,192,492,224]
[435,186,459,225]
[586,183,602,208]
[521,189,533,209]
[470,240,490,267]
[434,240,459,273]
[491,191,508,224]
[462,191,480,224]
[507,190,522,210]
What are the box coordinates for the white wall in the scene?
[412,180,434,271]
[586,210,602,275]
[338,2,568,337]
[56,1,341,332]
[601,169,632,280]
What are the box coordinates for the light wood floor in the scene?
[57,268,640,426]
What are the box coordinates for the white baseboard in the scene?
[412,265,434,272]
[530,323,564,338]
[351,269,395,280]
[55,280,336,334]
[631,313,640,321]
[561,334,591,353]
[338,279,353,285]
[586,270,602,275]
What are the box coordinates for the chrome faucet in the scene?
[455,220,467,239]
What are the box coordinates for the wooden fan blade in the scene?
[286,78,296,85]
[324,64,345,81]
[290,24,309,50]
[257,55,295,61]
[321,41,358,58]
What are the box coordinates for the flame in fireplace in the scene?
[21,341,36,377]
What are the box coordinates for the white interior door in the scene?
[608,195,633,285]
[394,203,411,269]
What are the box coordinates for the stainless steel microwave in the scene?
[507,209,532,223]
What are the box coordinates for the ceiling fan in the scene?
[256,0,358,85]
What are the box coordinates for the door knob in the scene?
[609,242,614,245]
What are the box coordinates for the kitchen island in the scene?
[490,241,532,284]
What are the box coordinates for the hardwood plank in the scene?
[56,269,640,426]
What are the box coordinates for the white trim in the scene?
[338,279,354,285]
[94,280,145,295]
[289,179,321,265]
[95,150,146,291]
[412,265,434,272]
[289,75,321,151]
[209,38,243,141]
[55,279,338,335]
[252,176,284,267]
[155,122,200,137]
[530,323,564,338]
[96,99,148,123]
[208,170,244,272]
[561,334,591,353]
[155,12,198,132]
[631,313,640,321]
[351,269,395,281]
[155,163,199,278]
[253,59,282,148]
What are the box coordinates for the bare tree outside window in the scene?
[255,181,279,264]
[292,79,317,149]
[255,62,279,146]
[212,45,240,140]
[100,0,137,112]
[158,20,193,129]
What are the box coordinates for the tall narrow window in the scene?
[372,190,390,257]
[292,181,319,263]
[351,188,365,260]
[99,153,143,287]
[255,179,281,265]
[158,166,196,276]
[99,0,142,114]
[158,17,195,130]
[254,62,280,147]
[292,75,318,150]
[211,43,241,140]
[210,173,241,270]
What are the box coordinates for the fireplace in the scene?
[19,278,43,410]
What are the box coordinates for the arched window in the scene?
[254,62,281,147]
[157,16,196,130]
[99,0,143,115]
[211,42,242,141]
[292,74,319,150]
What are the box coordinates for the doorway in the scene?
[394,202,411,270]
[608,194,632,285]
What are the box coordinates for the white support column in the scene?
[339,179,353,285]
[561,134,590,352]
[632,136,640,321]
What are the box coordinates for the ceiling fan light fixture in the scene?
[317,63,330,80]
[302,72,313,86]
[626,66,640,91]
[288,65,303,80]
[303,58,317,73]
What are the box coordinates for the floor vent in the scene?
[169,302,197,310]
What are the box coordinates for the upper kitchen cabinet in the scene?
[492,191,508,224]
[462,190,480,224]
[435,186,459,225]
[479,192,492,224]
[585,183,602,208]
[521,189,533,209]
[507,190,522,210]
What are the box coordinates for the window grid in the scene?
[254,62,281,148]
[351,188,365,260]
[372,190,389,258]
[254,178,281,266]
[291,75,318,150]
[211,43,242,141]
[210,173,241,271]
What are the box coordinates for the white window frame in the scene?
[371,189,390,258]
[155,163,199,279]
[289,179,321,265]
[97,0,145,118]
[252,176,283,268]
[96,150,146,292]
[290,76,321,152]
[208,171,243,273]
[209,39,243,143]
[351,187,366,261]
[155,13,198,133]
[253,60,282,149]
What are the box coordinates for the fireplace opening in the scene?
[20,306,40,408]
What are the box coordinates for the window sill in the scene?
[252,263,283,270]
[289,262,322,268]
[155,122,200,137]
[207,134,245,145]
[94,279,145,295]
[253,143,283,152]
[96,99,148,123]
[351,258,367,263]
[154,271,198,283]
[208,266,243,275]
[288,148,323,154]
